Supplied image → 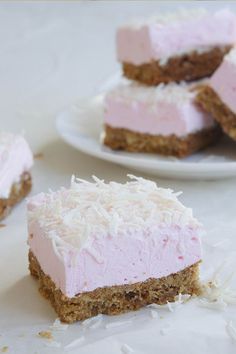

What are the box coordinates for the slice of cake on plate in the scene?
[196,47,236,141]
[103,81,221,157]
[0,132,33,220]
[28,175,202,323]
[117,9,236,85]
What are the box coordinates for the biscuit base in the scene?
[29,250,201,323]
[123,46,231,85]
[0,172,32,221]
[103,124,221,158]
[196,85,236,141]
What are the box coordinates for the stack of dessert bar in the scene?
[104,9,236,157]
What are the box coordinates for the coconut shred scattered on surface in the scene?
[198,262,236,310]
[28,175,200,254]
[226,320,236,342]
[148,293,191,313]
[50,318,69,331]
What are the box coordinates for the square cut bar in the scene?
[103,81,221,157]
[0,132,33,220]
[196,47,236,141]
[28,176,202,323]
[117,9,236,85]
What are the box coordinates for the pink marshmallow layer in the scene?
[104,87,215,137]
[210,55,236,115]
[28,219,201,298]
[117,9,236,65]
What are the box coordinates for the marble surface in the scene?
[1,1,236,353]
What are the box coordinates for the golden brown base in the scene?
[123,46,231,85]
[104,124,222,158]
[29,250,201,324]
[196,85,236,141]
[0,172,32,221]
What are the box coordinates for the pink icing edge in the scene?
[28,220,202,298]
[210,58,236,115]
[104,95,214,137]
[117,10,236,65]
[0,135,33,198]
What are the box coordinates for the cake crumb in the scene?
[1,347,8,353]
[34,152,44,159]
[38,331,53,340]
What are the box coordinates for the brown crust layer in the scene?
[123,46,231,85]
[103,124,222,158]
[29,250,201,323]
[0,172,32,221]
[196,85,236,141]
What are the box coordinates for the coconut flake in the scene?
[147,294,190,313]
[82,314,103,328]
[64,336,85,350]
[121,343,134,353]
[105,319,133,329]
[44,340,61,348]
[149,309,159,319]
[200,262,236,310]
[198,298,227,311]
[50,318,68,331]
[225,47,236,65]
[147,303,160,310]
[226,320,236,342]
[160,324,171,336]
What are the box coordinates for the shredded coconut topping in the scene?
[225,46,236,64]
[106,81,196,106]
[28,175,200,253]
[122,8,207,29]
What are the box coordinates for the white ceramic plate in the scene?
[56,75,236,180]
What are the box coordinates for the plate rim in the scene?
[56,107,236,177]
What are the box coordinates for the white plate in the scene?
[56,86,236,181]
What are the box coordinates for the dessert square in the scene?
[103,82,221,157]
[0,132,33,220]
[28,176,202,323]
[117,9,236,85]
[196,47,236,141]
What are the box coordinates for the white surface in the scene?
[57,92,236,180]
[1,1,236,354]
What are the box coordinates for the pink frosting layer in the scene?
[0,133,33,198]
[104,93,214,137]
[117,9,236,65]
[28,220,202,298]
[210,58,236,115]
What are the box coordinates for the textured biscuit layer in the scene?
[122,46,231,85]
[196,85,236,141]
[0,172,32,221]
[104,124,221,158]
